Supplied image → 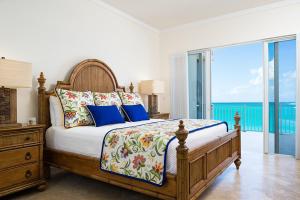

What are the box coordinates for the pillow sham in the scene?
[121,104,149,122]
[93,92,122,107]
[49,96,64,126]
[118,92,144,105]
[87,105,125,127]
[56,88,95,128]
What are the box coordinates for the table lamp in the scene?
[139,80,164,115]
[0,57,32,128]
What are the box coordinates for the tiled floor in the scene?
[7,133,300,200]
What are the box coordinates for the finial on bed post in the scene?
[176,120,188,149]
[234,112,241,132]
[38,72,46,94]
[176,120,189,200]
[234,112,242,170]
[129,82,134,93]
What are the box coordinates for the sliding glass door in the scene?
[210,42,263,131]
[187,35,298,157]
[188,51,211,119]
[264,37,296,155]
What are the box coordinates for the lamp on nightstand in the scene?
[0,57,32,128]
[139,80,164,115]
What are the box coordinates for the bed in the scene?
[37,59,241,200]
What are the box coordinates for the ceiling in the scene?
[100,0,283,29]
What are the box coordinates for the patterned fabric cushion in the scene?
[93,92,122,107]
[118,92,144,105]
[56,88,95,128]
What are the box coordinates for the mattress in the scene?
[46,119,228,174]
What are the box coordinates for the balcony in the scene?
[212,102,296,155]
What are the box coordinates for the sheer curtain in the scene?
[170,53,189,119]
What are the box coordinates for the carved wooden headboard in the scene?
[37,59,125,129]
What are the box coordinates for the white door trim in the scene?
[263,42,269,154]
[296,34,300,159]
[205,50,212,119]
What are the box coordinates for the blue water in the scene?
[212,102,296,134]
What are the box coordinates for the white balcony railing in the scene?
[211,103,295,134]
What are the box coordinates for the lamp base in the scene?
[148,94,159,115]
[0,87,17,125]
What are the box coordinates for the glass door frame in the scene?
[187,49,212,119]
[296,34,300,159]
[263,35,299,157]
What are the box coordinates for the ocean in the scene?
[212,102,296,134]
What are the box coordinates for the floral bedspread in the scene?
[100,119,227,186]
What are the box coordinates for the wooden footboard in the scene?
[176,113,241,200]
[43,114,241,200]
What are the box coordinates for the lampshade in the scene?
[0,58,32,88]
[139,80,164,95]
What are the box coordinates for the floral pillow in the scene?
[93,92,122,107]
[118,92,144,105]
[56,88,95,128]
[93,92,123,116]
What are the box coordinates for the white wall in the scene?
[0,0,160,123]
[2,0,300,122]
[160,2,300,113]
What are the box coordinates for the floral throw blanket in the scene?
[100,119,227,186]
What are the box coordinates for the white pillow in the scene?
[49,96,64,126]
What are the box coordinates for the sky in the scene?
[278,40,296,102]
[211,40,296,102]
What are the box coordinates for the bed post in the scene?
[129,82,134,93]
[176,120,189,200]
[234,112,242,169]
[37,72,51,178]
[37,72,46,125]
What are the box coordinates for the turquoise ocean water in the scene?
[212,102,296,134]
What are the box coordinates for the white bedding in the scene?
[46,119,228,174]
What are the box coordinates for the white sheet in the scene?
[46,119,228,174]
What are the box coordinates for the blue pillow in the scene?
[121,104,149,122]
[86,105,125,127]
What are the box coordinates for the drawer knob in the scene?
[25,152,32,160]
[24,137,31,141]
[25,170,32,179]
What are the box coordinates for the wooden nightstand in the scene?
[0,125,47,197]
[150,113,170,119]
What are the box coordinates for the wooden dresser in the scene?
[150,113,170,119]
[0,125,47,197]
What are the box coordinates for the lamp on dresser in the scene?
[0,57,32,128]
[139,80,164,116]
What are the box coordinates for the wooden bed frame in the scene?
[37,59,241,200]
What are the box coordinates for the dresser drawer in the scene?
[0,146,39,169]
[0,130,40,149]
[0,163,39,189]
